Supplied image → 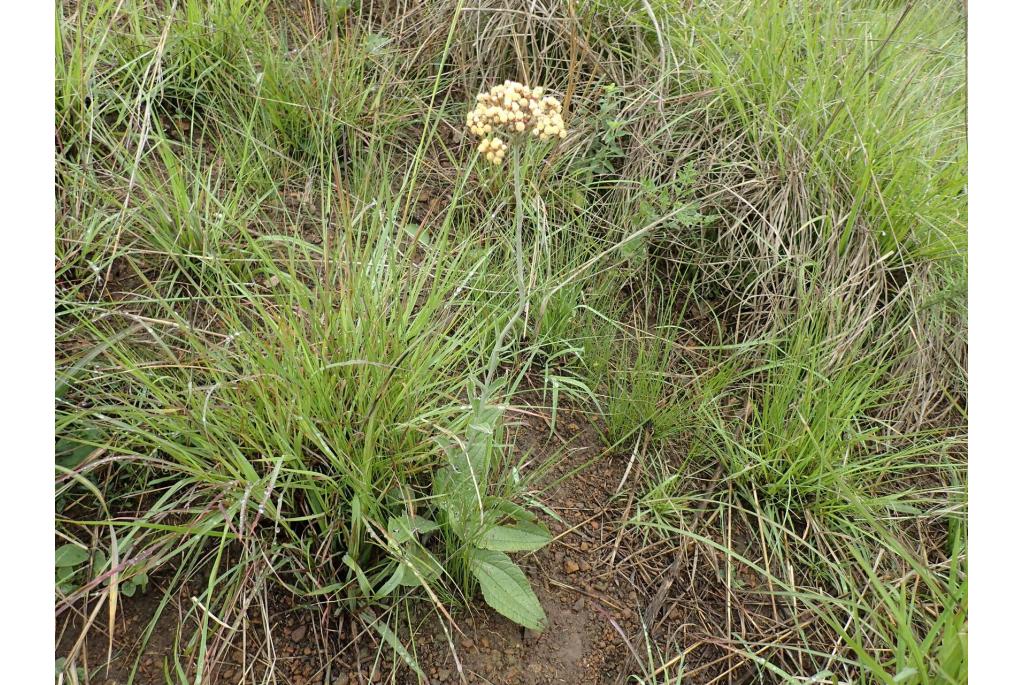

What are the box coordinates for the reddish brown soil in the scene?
[407,414,643,684]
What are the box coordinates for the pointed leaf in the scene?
[478,520,551,552]
[469,549,546,631]
[432,467,471,540]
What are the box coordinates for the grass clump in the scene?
[56,0,965,682]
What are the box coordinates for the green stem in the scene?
[484,146,527,388]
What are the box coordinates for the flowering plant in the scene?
[466,80,567,164]
[426,81,572,632]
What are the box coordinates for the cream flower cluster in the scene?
[476,136,509,165]
[466,80,567,164]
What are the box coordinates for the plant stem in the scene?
[484,146,528,388]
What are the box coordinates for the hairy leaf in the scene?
[478,520,551,552]
[469,549,546,631]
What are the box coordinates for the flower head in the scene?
[466,80,567,165]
